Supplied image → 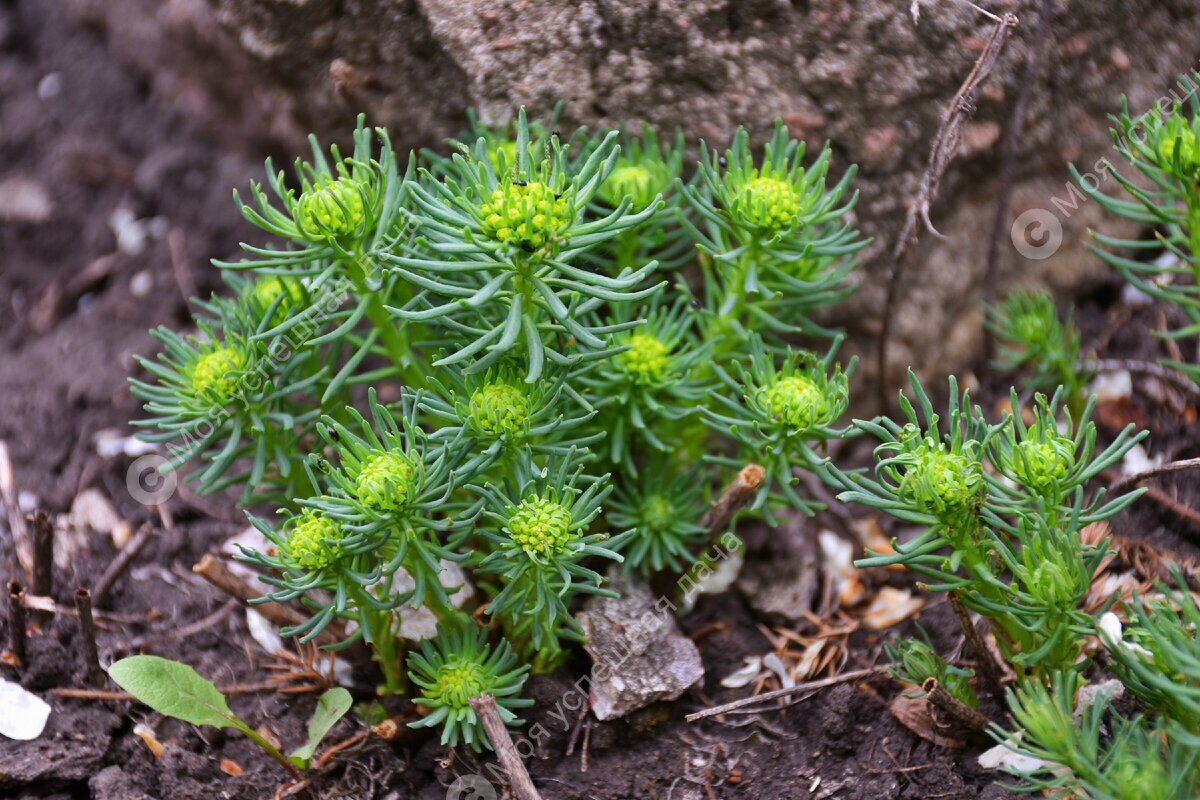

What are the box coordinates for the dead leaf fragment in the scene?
[888,694,963,749]
[220,757,244,777]
[133,723,165,758]
[861,587,925,630]
[818,530,866,607]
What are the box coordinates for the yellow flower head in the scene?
[759,375,828,429]
[354,450,418,512]
[478,181,570,249]
[507,495,574,558]
[190,346,246,405]
[618,334,672,384]
[295,177,368,241]
[285,511,343,572]
[467,382,532,440]
[733,174,802,233]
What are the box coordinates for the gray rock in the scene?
[578,571,704,721]
[71,0,1200,387]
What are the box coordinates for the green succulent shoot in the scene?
[228,116,402,262]
[407,621,532,752]
[989,390,1146,512]
[704,334,852,521]
[1002,675,1200,800]
[390,107,666,382]
[681,119,866,340]
[471,450,628,666]
[986,290,1088,411]
[1073,93,1200,367]
[607,462,710,574]
[420,365,597,479]
[579,295,714,472]
[598,126,684,211]
[131,305,323,500]
[885,634,977,708]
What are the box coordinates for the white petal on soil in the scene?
[93,429,159,459]
[70,488,132,551]
[978,738,1049,773]
[1088,370,1132,402]
[0,677,51,740]
[246,608,285,655]
[1098,612,1124,644]
[762,652,795,689]
[862,586,925,630]
[1120,443,1163,476]
[680,549,744,613]
[720,656,762,688]
[222,525,273,581]
[1077,679,1125,718]
[818,530,866,607]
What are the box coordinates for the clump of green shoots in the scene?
[129,108,867,750]
[1075,93,1200,385]
[986,289,1090,414]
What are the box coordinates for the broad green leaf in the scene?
[108,655,244,731]
[288,687,353,768]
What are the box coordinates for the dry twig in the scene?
[7,580,26,667]
[700,464,766,535]
[468,694,544,800]
[1083,358,1200,405]
[74,587,104,686]
[876,12,1019,410]
[686,667,887,722]
[93,522,155,608]
[1108,457,1200,497]
[948,592,1006,698]
[193,554,343,643]
[922,678,990,732]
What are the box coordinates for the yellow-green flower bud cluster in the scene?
[190,346,247,405]
[284,511,343,572]
[354,450,418,512]
[733,175,802,233]
[467,382,531,440]
[507,495,574,558]
[294,177,368,241]
[617,334,672,384]
[478,181,570,249]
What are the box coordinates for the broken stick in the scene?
[468,694,544,800]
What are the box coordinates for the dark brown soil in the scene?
[3,2,1199,799]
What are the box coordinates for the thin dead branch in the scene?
[1108,457,1200,496]
[700,464,766,535]
[93,522,155,608]
[982,0,1054,363]
[922,678,990,731]
[468,694,545,800]
[876,12,1019,411]
[7,580,26,667]
[685,667,887,722]
[31,510,54,601]
[948,592,1006,698]
[193,554,343,644]
[74,587,104,686]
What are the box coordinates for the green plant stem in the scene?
[347,254,423,388]
[236,722,302,779]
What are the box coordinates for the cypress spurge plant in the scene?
[986,290,1089,413]
[1075,94,1200,384]
[830,376,1145,681]
[129,106,867,750]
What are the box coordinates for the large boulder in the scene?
[70,0,1200,389]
